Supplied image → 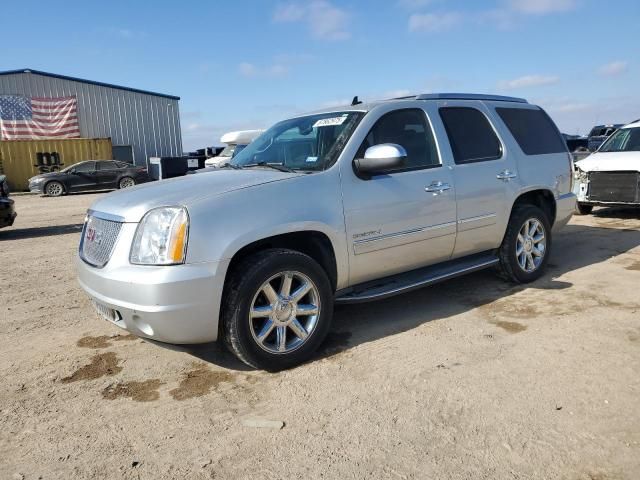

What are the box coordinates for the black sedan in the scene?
[0,175,17,229]
[28,160,150,196]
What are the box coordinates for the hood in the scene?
[575,151,640,173]
[89,168,302,222]
[29,171,62,181]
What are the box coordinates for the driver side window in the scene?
[356,108,440,172]
[73,162,96,173]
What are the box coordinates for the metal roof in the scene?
[0,68,180,100]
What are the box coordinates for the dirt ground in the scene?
[1,192,639,480]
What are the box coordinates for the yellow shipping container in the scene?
[0,138,113,191]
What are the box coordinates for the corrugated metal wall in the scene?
[0,138,112,191]
[0,72,182,166]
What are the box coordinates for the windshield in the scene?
[217,145,236,158]
[231,111,365,171]
[598,127,640,152]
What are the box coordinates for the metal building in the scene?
[0,68,182,166]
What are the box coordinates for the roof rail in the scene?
[416,93,528,103]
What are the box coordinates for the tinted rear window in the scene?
[496,107,566,155]
[439,107,502,164]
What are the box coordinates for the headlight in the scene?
[130,207,189,265]
[573,168,588,181]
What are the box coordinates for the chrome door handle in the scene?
[425,181,451,195]
[496,170,517,181]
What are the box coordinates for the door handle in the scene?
[496,170,517,181]
[425,181,451,195]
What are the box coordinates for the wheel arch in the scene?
[224,230,339,293]
[510,188,557,226]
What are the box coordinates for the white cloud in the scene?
[536,96,640,136]
[598,60,628,77]
[506,0,577,14]
[498,74,560,90]
[409,12,462,33]
[273,3,305,22]
[274,1,350,41]
[238,62,289,78]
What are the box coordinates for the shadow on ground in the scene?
[0,223,83,241]
[149,208,640,371]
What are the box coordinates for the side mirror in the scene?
[353,144,407,177]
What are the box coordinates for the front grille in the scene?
[80,215,122,267]
[589,171,640,203]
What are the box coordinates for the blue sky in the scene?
[2,0,639,150]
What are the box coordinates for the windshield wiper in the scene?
[243,162,296,173]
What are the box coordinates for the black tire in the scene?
[118,177,136,189]
[222,248,334,371]
[44,181,65,197]
[497,204,552,284]
[575,203,593,215]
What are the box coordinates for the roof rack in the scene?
[415,93,528,104]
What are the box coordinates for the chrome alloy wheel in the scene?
[249,271,321,354]
[45,182,63,196]
[516,218,546,273]
[119,177,135,188]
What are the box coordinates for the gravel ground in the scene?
[1,193,639,480]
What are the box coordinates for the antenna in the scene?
[351,96,362,106]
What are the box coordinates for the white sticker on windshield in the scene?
[306,156,318,163]
[312,115,348,128]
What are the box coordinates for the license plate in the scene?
[92,300,118,323]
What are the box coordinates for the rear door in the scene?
[96,161,120,188]
[341,106,457,285]
[435,102,517,257]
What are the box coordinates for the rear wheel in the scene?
[222,249,333,371]
[45,181,64,197]
[498,204,551,283]
[119,177,135,189]
[575,202,593,215]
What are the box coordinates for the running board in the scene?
[335,251,499,304]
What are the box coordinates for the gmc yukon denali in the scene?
[76,93,576,370]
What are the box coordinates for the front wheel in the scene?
[222,249,333,371]
[118,177,136,189]
[498,204,552,283]
[575,203,593,215]
[45,181,64,197]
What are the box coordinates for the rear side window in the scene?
[496,107,566,155]
[439,107,502,164]
[97,161,118,170]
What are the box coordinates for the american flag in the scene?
[0,95,80,140]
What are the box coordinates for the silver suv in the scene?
[76,93,576,370]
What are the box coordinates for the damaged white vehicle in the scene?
[574,119,640,214]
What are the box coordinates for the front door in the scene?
[66,161,98,191]
[341,107,458,286]
[435,102,517,257]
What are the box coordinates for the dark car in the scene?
[587,124,624,151]
[0,175,17,229]
[28,160,149,197]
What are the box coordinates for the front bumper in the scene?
[0,198,16,228]
[28,181,44,193]
[75,222,229,344]
[574,171,640,207]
